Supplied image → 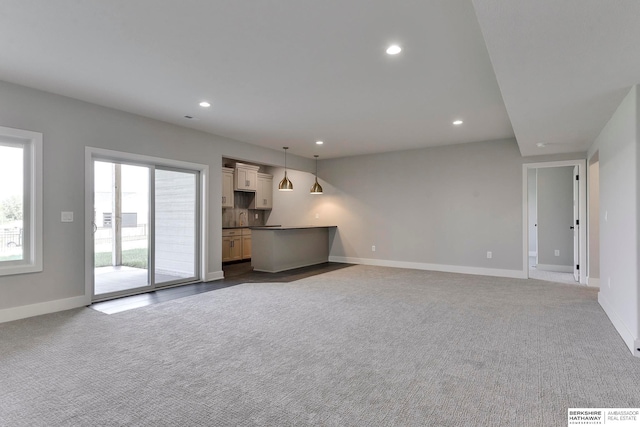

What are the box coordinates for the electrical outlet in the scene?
[486,251,492,259]
[315,213,320,219]
[254,213,258,219]
[554,250,560,256]
[372,245,376,252]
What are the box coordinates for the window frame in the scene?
[0,126,43,276]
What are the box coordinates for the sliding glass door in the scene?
[93,161,151,296]
[154,168,198,286]
[92,160,199,300]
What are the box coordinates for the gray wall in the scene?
[268,167,323,227]
[0,80,313,311]
[536,166,574,269]
[587,85,639,353]
[269,138,583,274]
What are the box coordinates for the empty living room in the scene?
[1,1,640,426]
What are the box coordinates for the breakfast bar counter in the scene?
[249,225,337,273]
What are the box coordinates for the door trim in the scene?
[85,147,209,302]
[522,160,587,284]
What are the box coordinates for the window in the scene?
[0,126,42,276]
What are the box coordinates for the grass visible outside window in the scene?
[95,248,148,269]
[0,126,43,276]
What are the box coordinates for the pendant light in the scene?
[278,146,293,191]
[310,155,323,194]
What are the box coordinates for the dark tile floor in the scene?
[90,262,352,315]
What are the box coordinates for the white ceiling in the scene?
[0,1,637,159]
[472,0,640,157]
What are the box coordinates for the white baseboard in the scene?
[587,277,600,288]
[536,264,573,273]
[328,256,527,279]
[598,292,639,357]
[528,251,537,257]
[0,295,89,324]
[205,271,224,282]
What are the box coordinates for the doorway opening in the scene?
[523,160,587,284]
[85,148,209,302]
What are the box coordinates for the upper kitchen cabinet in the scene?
[234,163,259,191]
[222,167,234,208]
[250,173,273,210]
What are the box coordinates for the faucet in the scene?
[239,212,245,226]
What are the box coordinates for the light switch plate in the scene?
[61,211,74,222]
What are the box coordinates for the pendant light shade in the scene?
[310,155,323,194]
[278,147,293,191]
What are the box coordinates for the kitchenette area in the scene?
[222,159,335,274]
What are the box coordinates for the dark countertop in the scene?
[223,225,281,229]
[250,225,337,230]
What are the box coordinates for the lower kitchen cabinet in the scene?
[222,228,252,262]
[242,229,252,260]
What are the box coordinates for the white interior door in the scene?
[573,165,580,282]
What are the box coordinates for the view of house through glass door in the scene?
[93,160,199,299]
[154,168,198,286]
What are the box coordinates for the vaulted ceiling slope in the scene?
[472,0,640,156]
[1,1,637,159]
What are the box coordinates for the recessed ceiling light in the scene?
[386,45,402,55]
[536,142,547,148]
[316,141,324,145]
[453,120,463,125]
[199,101,211,108]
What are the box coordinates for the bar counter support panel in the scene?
[250,226,337,273]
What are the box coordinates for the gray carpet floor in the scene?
[1,265,639,426]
